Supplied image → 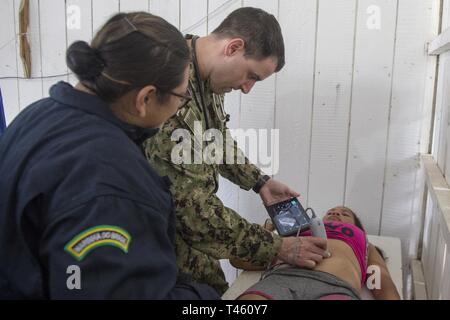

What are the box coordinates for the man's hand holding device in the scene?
[265,197,331,268]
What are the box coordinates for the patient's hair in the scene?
[339,206,387,261]
[341,207,365,232]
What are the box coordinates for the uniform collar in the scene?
[49,81,159,144]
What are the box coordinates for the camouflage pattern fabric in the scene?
[143,61,282,294]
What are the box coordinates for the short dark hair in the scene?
[212,7,285,72]
[67,12,190,103]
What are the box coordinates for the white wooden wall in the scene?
[424,0,450,300]
[432,2,450,194]
[422,193,450,299]
[420,156,450,299]
[0,0,440,289]
[422,197,450,300]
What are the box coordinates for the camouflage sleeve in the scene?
[143,121,282,266]
[217,128,263,191]
[175,185,282,265]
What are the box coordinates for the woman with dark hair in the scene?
[0,12,218,299]
[233,206,400,300]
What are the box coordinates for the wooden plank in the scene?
[274,0,317,206]
[207,0,241,33]
[431,228,446,299]
[405,1,440,259]
[39,0,67,97]
[425,204,440,295]
[442,0,450,30]
[13,0,44,112]
[422,154,450,189]
[307,0,357,215]
[422,200,450,299]
[421,192,434,271]
[409,162,428,260]
[437,205,450,256]
[432,52,450,170]
[380,0,439,262]
[119,0,149,12]
[429,0,450,56]
[237,0,278,225]
[18,0,31,79]
[414,9,439,258]
[149,0,180,29]
[429,27,450,55]
[442,61,450,184]
[442,244,450,299]
[421,200,436,292]
[413,2,439,259]
[436,241,449,299]
[66,0,93,86]
[92,0,119,35]
[180,0,208,36]
[421,42,438,157]
[0,0,19,125]
[411,259,428,300]
[384,0,440,245]
[433,50,450,173]
[421,155,450,246]
[410,0,440,256]
[345,0,398,235]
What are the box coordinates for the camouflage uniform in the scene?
[143,55,282,294]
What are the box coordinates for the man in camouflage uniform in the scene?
[143,7,329,295]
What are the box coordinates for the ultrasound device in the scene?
[265,197,327,240]
[265,198,310,237]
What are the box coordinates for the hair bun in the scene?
[66,40,106,80]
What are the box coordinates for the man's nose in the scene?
[240,81,256,94]
[328,212,340,216]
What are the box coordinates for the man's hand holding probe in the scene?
[276,236,330,268]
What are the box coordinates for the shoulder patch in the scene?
[181,107,198,134]
[64,225,132,261]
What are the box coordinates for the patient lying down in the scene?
[232,207,401,300]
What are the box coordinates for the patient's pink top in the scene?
[300,221,368,287]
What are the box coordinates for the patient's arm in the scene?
[367,243,401,300]
[229,257,267,271]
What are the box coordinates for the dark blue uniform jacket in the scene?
[0,82,219,299]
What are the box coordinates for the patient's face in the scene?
[323,207,356,225]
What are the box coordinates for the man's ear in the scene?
[224,38,245,57]
[135,85,157,118]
